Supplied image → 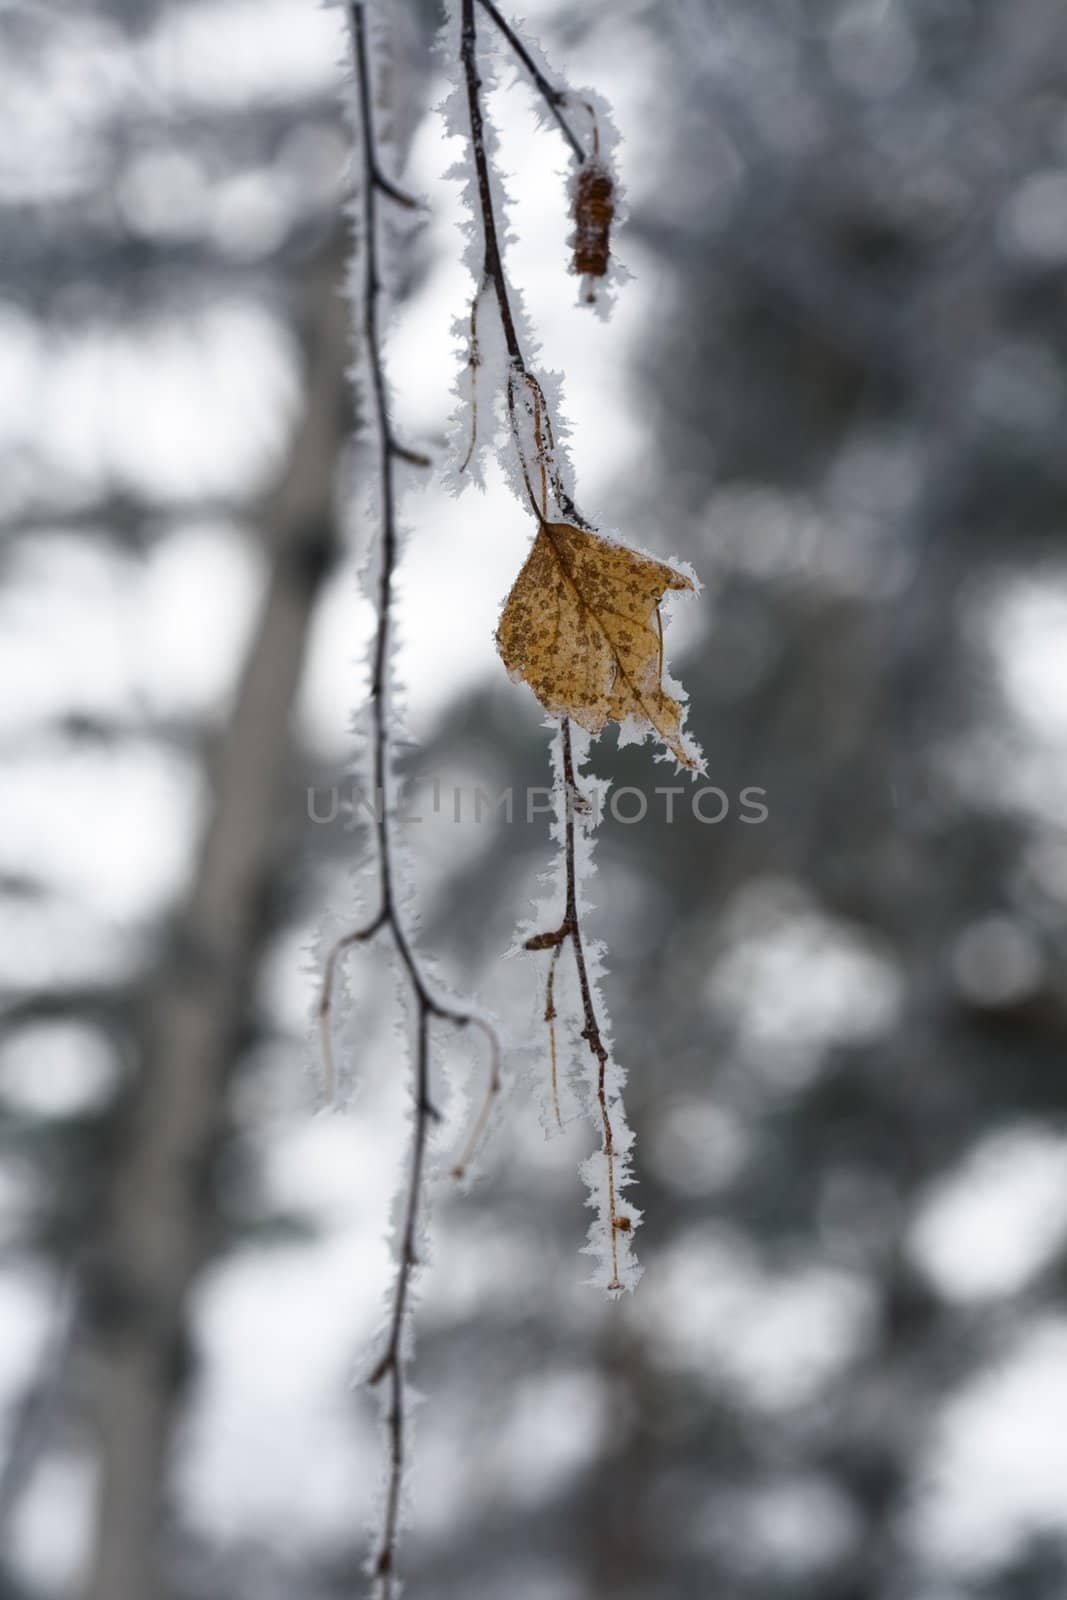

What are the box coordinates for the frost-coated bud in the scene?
[572,157,615,287]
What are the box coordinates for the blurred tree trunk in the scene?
[82,233,349,1600]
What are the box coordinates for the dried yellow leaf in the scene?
[496,521,698,768]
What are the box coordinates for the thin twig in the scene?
[459,0,622,1271]
[450,1016,503,1179]
[319,8,502,1594]
[524,718,623,1291]
[474,0,586,164]
[462,0,524,365]
[545,941,563,1130]
[460,0,588,530]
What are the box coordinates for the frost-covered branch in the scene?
[473,0,585,161]
[456,0,595,525]
[524,718,632,1293]
[318,7,500,1594]
[450,0,697,1293]
[461,0,524,366]
[474,0,621,309]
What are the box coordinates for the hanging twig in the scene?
[459,0,589,524]
[524,718,625,1291]
[475,0,616,306]
[319,7,501,1594]
[459,0,629,1287]
[462,0,524,365]
[473,0,586,161]
[545,938,563,1130]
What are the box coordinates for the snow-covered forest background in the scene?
[5,0,1067,1596]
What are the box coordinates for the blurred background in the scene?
[4,0,1067,1596]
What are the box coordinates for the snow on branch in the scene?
[318,0,702,1584]
[522,718,642,1295]
[444,0,703,1291]
[318,6,500,1595]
